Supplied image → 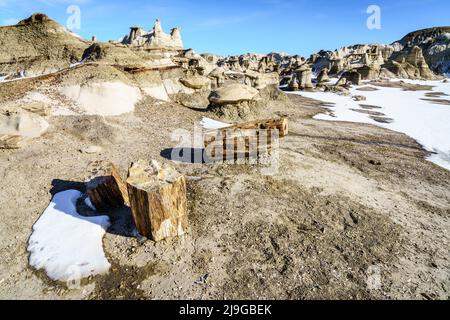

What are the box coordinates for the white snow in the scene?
[60,81,142,116]
[200,117,231,130]
[28,190,111,282]
[69,58,86,69]
[290,80,450,171]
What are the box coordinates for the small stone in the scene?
[81,145,103,154]
[353,95,367,101]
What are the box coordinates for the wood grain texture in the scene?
[204,118,287,161]
[86,160,129,212]
[0,135,24,149]
[126,160,188,241]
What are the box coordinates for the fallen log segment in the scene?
[126,160,188,242]
[203,117,288,161]
[204,117,288,148]
[86,160,129,212]
[0,135,24,149]
[232,117,288,137]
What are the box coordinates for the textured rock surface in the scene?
[180,75,211,90]
[208,83,259,106]
[0,109,49,138]
[388,46,438,80]
[126,160,188,242]
[81,43,148,67]
[394,27,450,74]
[0,13,89,77]
[122,19,183,49]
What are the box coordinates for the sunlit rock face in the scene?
[121,19,183,50]
[392,27,450,75]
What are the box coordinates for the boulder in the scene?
[19,102,52,117]
[0,110,49,138]
[81,145,103,154]
[208,83,259,106]
[353,95,367,101]
[324,85,350,96]
[180,75,211,90]
[317,69,330,83]
[209,67,226,89]
[295,65,313,89]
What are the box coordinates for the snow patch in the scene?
[60,81,142,116]
[290,80,450,171]
[28,190,111,282]
[200,117,231,130]
[69,58,86,69]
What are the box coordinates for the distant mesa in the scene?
[121,19,183,50]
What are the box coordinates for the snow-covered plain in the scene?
[28,190,111,282]
[292,79,450,171]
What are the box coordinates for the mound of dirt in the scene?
[81,43,149,68]
[0,13,90,76]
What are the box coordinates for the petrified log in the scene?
[233,117,288,137]
[126,160,188,241]
[86,160,129,212]
[0,135,24,149]
[204,117,288,146]
[203,118,288,161]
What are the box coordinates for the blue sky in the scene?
[1,0,449,56]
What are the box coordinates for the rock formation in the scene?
[0,107,49,148]
[393,27,450,74]
[209,83,259,106]
[0,13,89,77]
[208,83,261,119]
[122,19,183,49]
[295,65,313,90]
[180,74,211,90]
[387,46,438,79]
[317,68,330,83]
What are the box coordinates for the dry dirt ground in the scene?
[0,89,449,300]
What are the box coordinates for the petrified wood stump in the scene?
[86,160,129,212]
[126,160,188,242]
